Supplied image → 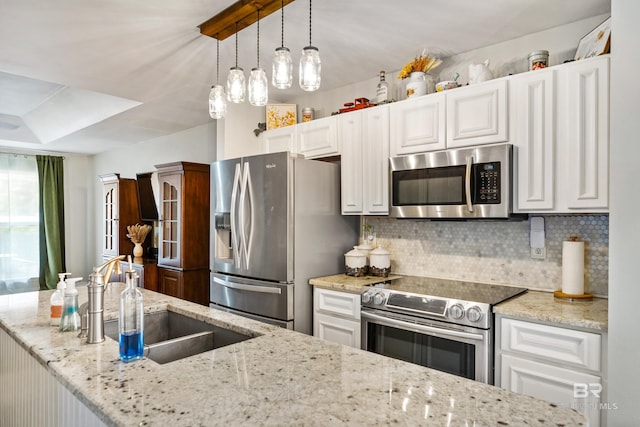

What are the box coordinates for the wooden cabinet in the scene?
[340,106,390,215]
[155,162,210,305]
[261,125,297,154]
[496,316,605,427]
[446,79,508,148]
[296,116,339,159]
[389,93,446,156]
[115,259,158,291]
[512,55,609,213]
[99,173,141,259]
[313,287,361,348]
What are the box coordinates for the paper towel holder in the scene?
[554,235,593,301]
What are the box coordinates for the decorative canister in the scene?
[528,50,549,70]
[357,242,374,268]
[406,72,427,98]
[345,246,367,277]
[302,107,314,122]
[369,245,391,277]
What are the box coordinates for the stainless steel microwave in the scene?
[390,143,514,219]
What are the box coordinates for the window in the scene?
[0,154,39,294]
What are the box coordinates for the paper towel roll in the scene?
[562,240,585,295]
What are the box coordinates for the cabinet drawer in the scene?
[501,318,601,371]
[314,312,361,348]
[314,288,360,320]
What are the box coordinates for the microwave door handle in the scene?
[230,163,243,269]
[465,156,473,213]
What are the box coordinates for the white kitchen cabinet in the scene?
[296,116,339,159]
[496,316,605,427]
[340,106,389,215]
[446,79,508,148]
[261,125,297,154]
[510,68,557,211]
[313,287,361,348]
[389,93,445,156]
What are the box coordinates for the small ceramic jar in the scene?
[345,246,368,277]
[356,242,374,267]
[369,245,391,277]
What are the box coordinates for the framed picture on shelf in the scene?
[574,16,611,60]
[266,104,297,130]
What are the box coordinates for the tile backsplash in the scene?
[366,215,608,296]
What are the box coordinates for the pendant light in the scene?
[248,9,268,106]
[209,38,228,119]
[299,0,321,91]
[272,0,292,89]
[227,22,246,103]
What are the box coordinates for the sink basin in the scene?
[104,310,253,364]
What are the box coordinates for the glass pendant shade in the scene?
[209,85,227,119]
[248,68,269,106]
[299,46,321,91]
[272,47,293,89]
[227,67,246,103]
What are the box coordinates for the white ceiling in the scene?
[0,0,610,155]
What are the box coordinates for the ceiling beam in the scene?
[199,0,295,40]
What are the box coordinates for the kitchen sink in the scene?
[104,310,253,364]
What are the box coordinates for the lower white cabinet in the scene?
[496,316,606,427]
[313,287,361,348]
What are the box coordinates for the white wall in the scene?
[63,154,92,279]
[608,1,640,424]
[218,101,265,160]
[91,122,217,268]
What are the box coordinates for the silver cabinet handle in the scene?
[213,276,281,294]
[465,155,473,213]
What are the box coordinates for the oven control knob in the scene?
[361,291,373,304]
[448,303,465,320]
[466,306,483,323]
[373,292,385,306]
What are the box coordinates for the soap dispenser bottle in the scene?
[119,259,144,362]
[59,277,82,332]
[50,272,70,326]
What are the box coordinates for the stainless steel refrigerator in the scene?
[210,151,358,334]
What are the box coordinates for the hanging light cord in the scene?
[234,22,239,67]
[280,0,284,48]
[309,0,312,46]
[216,38,220,84]
[257,9,261,67]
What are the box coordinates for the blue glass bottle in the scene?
[119,268,144,362]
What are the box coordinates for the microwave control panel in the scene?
[473,162,501,204]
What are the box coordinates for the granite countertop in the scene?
[309,273,402,293]
[494,290,608,332]
[0,286,587,426]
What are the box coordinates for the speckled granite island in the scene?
[0,286,587,426]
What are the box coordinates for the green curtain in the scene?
[36,156,66,290]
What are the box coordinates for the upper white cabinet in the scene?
[262,125,297,154]
[446,79,508,148]
[512,55,609,213]
[296,116,339,159]
[340,106,390,215]
[389,93,446,156]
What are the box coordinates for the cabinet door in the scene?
[158,267,182,299]
[158,173,182,267]
[446,79,508,148]
[511,69,556,211]
[390,93,445,156]
[296,116,339,159]
[102,181,119,258]
[339,111,364,214]
[262,126,297,154]
[501,354,601,427]
[563,56,609,210]
[363,106,389,214]
[314,313,361,348]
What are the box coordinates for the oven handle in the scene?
[465,155,473,213]
[213,276,282,294]
[361,310,484,341]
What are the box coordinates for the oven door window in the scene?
[392,166,466,206]
[365,322,475,380]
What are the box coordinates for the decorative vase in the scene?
[133,243,143,258]
[406,72,426,98]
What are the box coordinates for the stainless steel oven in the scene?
[360,277,527,385]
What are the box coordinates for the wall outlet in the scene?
[531,246,546,259]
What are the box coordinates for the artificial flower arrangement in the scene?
[397,50,442,79]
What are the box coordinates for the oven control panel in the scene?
[361,288,490,329]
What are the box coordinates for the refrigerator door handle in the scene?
[230,162,243,269]
[242,162,255,269]
[213,276,282,294]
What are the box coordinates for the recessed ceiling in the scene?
[0,0,610,155]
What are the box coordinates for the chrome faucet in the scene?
[78,255,125,343]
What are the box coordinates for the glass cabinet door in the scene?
[103,181,118,257]
[158,173,181,267]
